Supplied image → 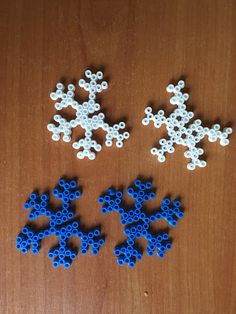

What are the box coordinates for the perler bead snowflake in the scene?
[16,178,105,269]
[98,179,184,267]
[47,69,130,160]
[142,80,233,170]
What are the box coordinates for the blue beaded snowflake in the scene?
[16,178,105,269]
[98,179,184,268]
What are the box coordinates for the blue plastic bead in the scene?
[134,179,141,187]
[145,182,152,189]
[69,180,77,188]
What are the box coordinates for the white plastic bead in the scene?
[145,107,152,114]
[178,80,185,88]
[96,71,103,79]
[183,93,189,101]
[166,84,174,93]
[220,138,229,146]
[187,163,195,171]
[105,140,112,147]
[88,152,96,160]
[224,127,233,134]
[63,135,71,142]
[50,92,57,100]
[116,141,123,148]
[56,83,64,90]
[52,134,60,141]
[68,84,75,91]
[95,104,100,111]
[141,118,148,126]
[150,148,157,155]
[85,70,92,78]
[123,132,130,139]
[67,91,74,98]
[101,81,108,89]
[119,121,125,129]
[95,144,102,152]
[47,124,54,131]
[77,151,84,159]
[199,160,207,167]
[158,155,166,163]
[96,85,102,92]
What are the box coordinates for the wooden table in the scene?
[1,1,236,313]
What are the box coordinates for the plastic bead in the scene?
[47,69,129,160]
[16,178,105,269]
[142,80,233,170]
[98,178,184,267]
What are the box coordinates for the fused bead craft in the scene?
[142,80,233,170]
[16,178,105,269]
[47,69,129,160]
[98,179,184,267]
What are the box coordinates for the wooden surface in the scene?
[1,0,236,313]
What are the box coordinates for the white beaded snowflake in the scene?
[47,70,129,160]
[142,80,233,170]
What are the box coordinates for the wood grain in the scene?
[1,0,236,313]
